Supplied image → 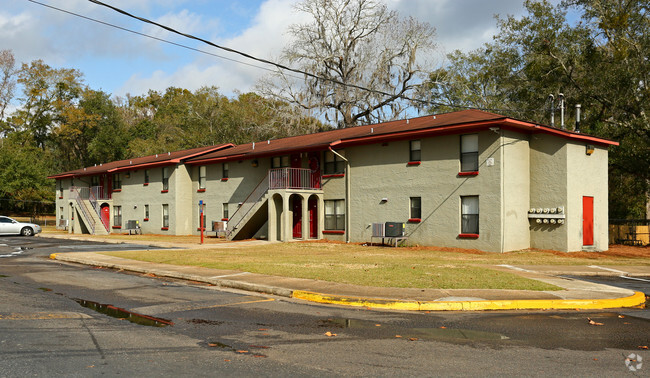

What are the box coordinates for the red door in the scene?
[101,205,110,230]
[583,196,594,246]
[293,199,302,239]
[308,198,317,238]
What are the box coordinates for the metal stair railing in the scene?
[89,186,109,232]
[226,172,270,239]
[70,187,96,234]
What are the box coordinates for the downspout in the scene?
[329,147,350,243]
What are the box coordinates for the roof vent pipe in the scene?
[406,119,409,124]
[558,93,565,130]
[371,127,374,133]
[267,140,270,144]
[548,94,555,126]
[252,142,255,150]
[575,104,581,133]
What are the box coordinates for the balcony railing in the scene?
[269,168,321,190]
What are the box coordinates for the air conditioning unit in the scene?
[385,222,405,237]
[372,223,385,237]
[212,221,227,232]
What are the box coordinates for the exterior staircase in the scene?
[226,168,322,241]
[226,174,270,241]
[70,187,109,235]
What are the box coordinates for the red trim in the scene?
[458,233,479,239]
[112,226,122,229]
[220,178,229,182]
[323,230,345,234]
[59,196,63,199]
[407,161,421,166]
[143,218,149,221]
[221,218,229,221]
[197,188,206,192]
[112,189,122,192]
[408,218,421,223]
[161,190,169,193]
[161,227,169,231]
[322,174,345,178]
[458,171,479,176]
[143,183,149,186]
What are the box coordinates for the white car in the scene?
[0,216,42,236]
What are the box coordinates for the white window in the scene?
[325,199,345,230]
[461,196,479,234]
[409,140,421,162]
[199,166,207,189]
[460,134,479,172]
[162,167,170,190]
[113,206,122,227]
[162,204,169,228]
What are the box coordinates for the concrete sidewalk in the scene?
[48,249,648,311]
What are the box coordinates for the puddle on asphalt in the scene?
[319,318,509,341]
[74,299,174,327]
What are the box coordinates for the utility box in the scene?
[385,222,405,237]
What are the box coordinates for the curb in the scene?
[291,290,647,311]
[50,253,647,312]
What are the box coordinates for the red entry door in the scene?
[582,196,594,246]
[101,205,110,229]
[293,199,302,239]
[308,198,317,238]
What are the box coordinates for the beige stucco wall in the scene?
[337,130,512,252]
[566,143,609,251]
[192,158,270,236]
[529,135,608,251]
[501,130,531,252]
[529,134,569,251]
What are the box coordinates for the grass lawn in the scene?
[100,241,650,291]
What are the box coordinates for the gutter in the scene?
[328,147,350,243]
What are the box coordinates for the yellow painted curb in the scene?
[291,290,646,311]
[49,253,58,259]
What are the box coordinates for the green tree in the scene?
[9,60,85,149]
[421,0,649,218]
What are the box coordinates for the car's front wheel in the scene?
[21,227,34,237]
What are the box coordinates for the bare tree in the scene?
[0,50,18,121]
[260,0,436,128]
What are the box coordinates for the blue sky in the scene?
[4,0,549,101]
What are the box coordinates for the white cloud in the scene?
[117,0,306,97]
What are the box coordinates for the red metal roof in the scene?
[185,109,618,165]
[48,110,618,178]
[47,144,233,179]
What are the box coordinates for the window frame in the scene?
[271,155,290,169]
[198,166,207,189]
[222,203,229,220]
[144,169,150,185]
[112,173,122,190]
[324,199,345,231]
[409,140,421,162]
[460,134,479,173]
[113,205,122,227]
[144,204,149,220]
[162,204,169,228]
[410,197,422,220]
[162,167,170,191]
[460,196,479,235]
[323,151,345,175]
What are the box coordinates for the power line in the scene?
[30,0,526,114]
[26,0,294,78]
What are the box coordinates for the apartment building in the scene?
[49,109,617,252]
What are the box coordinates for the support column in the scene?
[268,194,277,242]
[301,195,309,241]
[317,194,324,240]
[282,193,290,242]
